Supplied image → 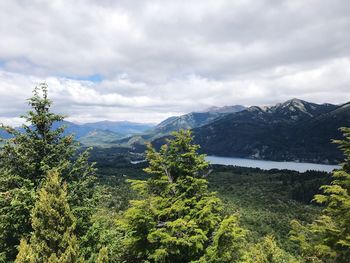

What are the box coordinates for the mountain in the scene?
[0,129,11,140]
[81,121,154,135]
[53,121,95,139]
[116,105,246,149]
[153,105,246,135]
[0,120,154,147]
[262,99,337,122]
[73,121,154,147]
[78,129,123,147]
[3,99,348,163]
[193,99,347,164]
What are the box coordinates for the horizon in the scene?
[1,1,350,126]
[4,96,348,127]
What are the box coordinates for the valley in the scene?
[93,152,329,255]
[59,98,349,165]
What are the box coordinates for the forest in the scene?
[1,84,350,263]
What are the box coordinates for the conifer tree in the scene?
[15,170,83,263]
[120,130,247,262]
[81,208,127,263]
[240,236,298,263]
[0,171,34,261]
[0,84,96,261]
[198,216,247,263]
[290,127,350,263]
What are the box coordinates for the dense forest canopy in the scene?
[0,84,350,262]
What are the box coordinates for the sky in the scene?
[0,0,350,126]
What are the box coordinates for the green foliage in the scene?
[290,127,350,262]
[93,150,325,261]
[207,165,321,253]
[81,208,128,263]
[0,84,96,261]
[15,170,83,263]
[14,240,34,263]
[96,247,109,263]
[119,130,246,262]
[241,236,299,263]
[198,215,247,263]
[0,172,35,261]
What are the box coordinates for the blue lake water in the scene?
[205,156,339,173]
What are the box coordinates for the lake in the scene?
[205,156,339,173]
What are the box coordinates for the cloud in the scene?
[0,0,349,125]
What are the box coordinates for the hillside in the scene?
[0,120,154,147]
[78,129,124,147]
[193,99,348,164]
[3,99,347,163]
[81,120,154,135]
[154,105,245,135]
[117,105,246,148]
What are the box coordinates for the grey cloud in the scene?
[0,0,349,125]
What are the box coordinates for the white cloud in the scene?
[0,0,349,125]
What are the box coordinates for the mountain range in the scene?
[152,105,246,136]
[1,99,349,164]
[0,120,155,147]
[192,99,349,164]
[151,99,350,164]
[60,120,155,146]
[116,104,246,149]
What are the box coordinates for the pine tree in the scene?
[15,170,83,263]
[0,84,96,261]
[120,130,247,262]
[290,127,350,263]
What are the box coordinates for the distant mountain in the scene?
[116,105,246,149]
[72,121,154,146]
[0,129,11,140]
[3,99,348,163]
[153,105,246,135]
[0,120,154,147]
[78,129,123,147]
[262,99,337,122]
[193,99,348,164]
[53,121,95,139]
[81,121,154,135]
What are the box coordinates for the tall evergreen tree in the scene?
[290,127,350,263]
[0,84,96,261]
[119,130,247,262]
[15,169,83,263]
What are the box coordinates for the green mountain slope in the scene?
[79,129,124,147]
